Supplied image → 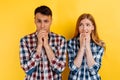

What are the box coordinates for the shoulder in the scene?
[91,41,104,53]
[67,37,78,50]
[20,32,36,42]
[67,37,77,45]
[50,32,66,40]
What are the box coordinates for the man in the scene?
[20,5,67,80]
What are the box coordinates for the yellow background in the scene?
[0,0,120,80]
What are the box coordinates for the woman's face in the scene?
[79,18,94,34]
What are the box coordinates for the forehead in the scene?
[80,18,92,24]
[35,13,52,19]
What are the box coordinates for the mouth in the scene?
[82,31,88,33]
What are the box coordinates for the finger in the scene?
[40,29,48,33]
[38,30,48,36]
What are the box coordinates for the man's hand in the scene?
[37,29,48,47]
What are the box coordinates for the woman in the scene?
[67,13,105,80]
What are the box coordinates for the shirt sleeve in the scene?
[88,46,104,76]
[67,40,79,73]
[50,37,67,74]
[19,38,41,75]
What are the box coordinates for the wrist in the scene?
[44,44,49,49]
[36,44,42,53]
[80,45,85,50]
[86,45,91,49]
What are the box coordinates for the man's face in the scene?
[34,13,52,33]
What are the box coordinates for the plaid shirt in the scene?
[20,32,67,80]
[67,36,104,80]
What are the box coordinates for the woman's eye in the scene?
[86,23,90,26]
[79,23,83,26]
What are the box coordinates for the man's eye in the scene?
[37,20,41,23]
[44,20,49,23]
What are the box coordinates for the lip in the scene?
[82,31,88,33]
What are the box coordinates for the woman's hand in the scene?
[85,33,91,49]
[79,33,86,49]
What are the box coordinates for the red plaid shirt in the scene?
[20,32,67,80]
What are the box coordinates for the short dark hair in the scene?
[34,5,52,16]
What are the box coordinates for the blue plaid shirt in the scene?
[67,36,104,80]
[20,32,67,80]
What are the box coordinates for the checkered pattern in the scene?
[67,36,104,80]
[20,32,67,80]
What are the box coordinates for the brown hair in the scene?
[74,13,105,48]
[34,5,52,16]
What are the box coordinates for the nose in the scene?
[82,26,88,33]
[83,26,87,30]
[41,22,45,28]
